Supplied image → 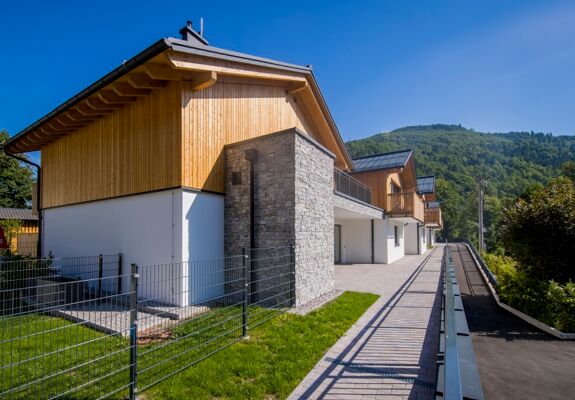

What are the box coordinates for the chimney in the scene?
[178,20,209,45]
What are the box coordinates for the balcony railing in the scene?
[424,206,443,228]
[334,168,372,204]
[387,192,424,222]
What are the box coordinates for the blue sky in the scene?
[1,0,574,151]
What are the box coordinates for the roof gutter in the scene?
[4,39,172,152]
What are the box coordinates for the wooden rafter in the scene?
[126,73,166,89]
[112,82,152,97]
[97,90,137,104]
[56,116,84,128]
[67,109,100,122]
[144,63,182,80]
[76,103,113,116]
[86,98,123,111]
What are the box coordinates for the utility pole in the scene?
[478,178,487,252]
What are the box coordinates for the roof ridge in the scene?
[352,148,412,160]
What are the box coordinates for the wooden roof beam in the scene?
[56,116,84,129]
[76,103,114,116]
[66,109,101,122]
[167,51,308,84]
[97,90,137,104]
[86,98,123,111]
[288,81,308,95]
[144,63,182,80]
[187,71,217,92]
[112,82,152,97]
[48,120,75,131]
[126,73,167,89]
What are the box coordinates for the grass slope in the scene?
[147,291,379,400]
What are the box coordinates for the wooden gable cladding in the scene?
[41,81,182,208]
[351,170,402,210]
[181,80,319,193]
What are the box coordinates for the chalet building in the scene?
[0,207,39,257]
[2,22,357,307]
[2,22,442,307]
[338,151,443,263]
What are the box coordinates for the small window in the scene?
[394,226,400,247]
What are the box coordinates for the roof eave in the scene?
[4,38,173,153]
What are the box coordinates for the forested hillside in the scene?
[346,124,575,247]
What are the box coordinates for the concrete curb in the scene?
[462,243,575,340]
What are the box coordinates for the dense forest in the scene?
[346,124,575,249]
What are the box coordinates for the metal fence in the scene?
[435,244,484,400]
[0,246,294,399]
[334,168,372,204]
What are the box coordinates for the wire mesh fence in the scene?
[0,246,295,399]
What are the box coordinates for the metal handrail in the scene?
[443,245,463,400]
[436,243,485,400]
[334,168,372,204]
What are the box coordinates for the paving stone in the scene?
[289,247,443,399]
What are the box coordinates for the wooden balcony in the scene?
[387,192,424,222]
[424,206,443,228]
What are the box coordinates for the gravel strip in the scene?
[289,289,344,316]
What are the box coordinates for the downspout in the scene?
[244,149,258,303]
[0,144,42,257]
[371,219,375,264]
[416,223,420,255]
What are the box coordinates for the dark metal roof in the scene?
[0,207,38,221]
[417,176,435,194]
[352,149,412,172]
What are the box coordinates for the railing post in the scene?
[97,254,103,298]
[242,248,248,338]
[117,253,123,295]
[289,244,296,307]
[129,263,139,400]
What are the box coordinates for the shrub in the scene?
[484,253,575,332]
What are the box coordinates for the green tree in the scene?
[0,129,34,208]
[500,177,575,283]
[561,160,575,181]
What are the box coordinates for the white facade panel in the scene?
[335,219,372,264]
[375,219,405,264]
[42,189,225,307]
[405,222,426,255]
[181,190,225,305]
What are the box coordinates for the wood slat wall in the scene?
[41,81,182,208]
[352,171,402,210]
[181,81,319,192]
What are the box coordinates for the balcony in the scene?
[387,192,424,222]
[334,168,372,204]
[424,204,443,228]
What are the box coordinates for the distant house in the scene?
[0,207,39,256]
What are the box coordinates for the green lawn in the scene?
[146,291,378,400]
[0,291,377,400]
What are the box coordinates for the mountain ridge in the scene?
[346,124,575,244]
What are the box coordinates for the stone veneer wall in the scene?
[224,128,334,307]
[293,134,335,305]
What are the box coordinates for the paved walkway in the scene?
[289,246,443,400]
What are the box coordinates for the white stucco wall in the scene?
[181,190,224,305]
[405,222,426,255]
[42,189,224,306]
[374,219,405,264]
[336,219,372,264]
